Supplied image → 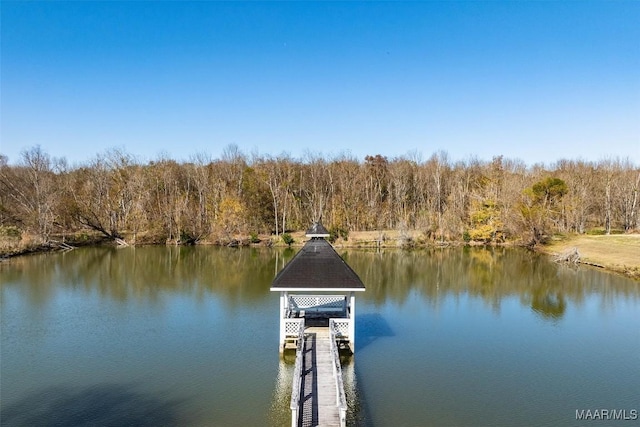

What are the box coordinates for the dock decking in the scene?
[298,327,342,427]
[292,327,346,427]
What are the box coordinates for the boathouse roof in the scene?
[270,237,366,292]
[306,222,330,238]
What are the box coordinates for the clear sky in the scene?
[1,1,639,166]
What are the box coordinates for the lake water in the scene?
[1,246,638,426]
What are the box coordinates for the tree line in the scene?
[1,145,638,247]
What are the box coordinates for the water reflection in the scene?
[2,246,639,427]
[529,287,567,320]
[2,247,637,317]
[269,350,365,427]
[0,246,297,306]
[1,383,186,427]
[342,361,369,427]
[346,247,640,321]
[269,360,293,427]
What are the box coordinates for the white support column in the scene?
[284,291,289,316]
[279,291,286,352]
[349,292,356,352]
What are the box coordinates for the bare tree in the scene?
[1,146,638,248]
[425,151,450,241]
[614,159,640,232]
[302,152,333,224]
[598,159,616,235]
[255,154,296,236]
[0,146,57,240]
[329,154,365,231]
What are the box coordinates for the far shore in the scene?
[540,234,640,280]
[2,230,639,280]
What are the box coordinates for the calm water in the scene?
[1,246,639,426]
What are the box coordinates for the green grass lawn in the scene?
[545,234,640,279]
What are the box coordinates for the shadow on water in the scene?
[354,313,394,353]
[1,384,187,427]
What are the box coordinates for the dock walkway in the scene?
[296,327,344,427]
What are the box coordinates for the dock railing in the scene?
[287,295,347,317]
[329,319,348,427]
[289,318,305,427]
[330,318,350,340]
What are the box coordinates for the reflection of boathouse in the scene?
[270,223,365,353]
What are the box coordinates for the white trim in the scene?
[349,292,356,351]
[305,233,330,238]
[279,292,286,349]
[270,287,365,292]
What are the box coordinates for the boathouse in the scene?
[270,222,366,353]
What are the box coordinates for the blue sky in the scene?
[2,1,639,166]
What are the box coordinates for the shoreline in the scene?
[2,231,638,280]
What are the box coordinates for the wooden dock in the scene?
[291,325,347,427]
[271,224,364,427]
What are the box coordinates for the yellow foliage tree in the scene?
[468,200,504,243]
[217,196,246,236]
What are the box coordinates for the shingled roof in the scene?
[270,238,366,292]
[306,222,330,237]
